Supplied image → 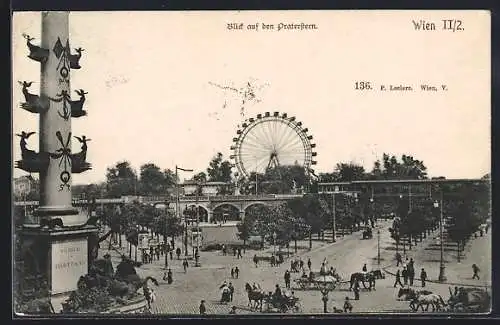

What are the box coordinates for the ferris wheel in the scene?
[230,112,317,179]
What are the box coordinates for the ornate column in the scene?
[38,12,76,219]
[16,11,96,310]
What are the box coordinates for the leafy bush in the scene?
[62,286,115,313]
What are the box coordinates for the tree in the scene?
[334,162,366,182]
[371,153,428,180]
[193,172,207,183]
[139,163,166,196]
[105,161,138,197]
[237,214,255,252]
[446,186,483,262]
[207,152,232,183]
[287,195,328,239]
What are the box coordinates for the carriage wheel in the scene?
[299,282,307,290]
[293,302,302,313]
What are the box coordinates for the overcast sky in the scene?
[12,11,491,184]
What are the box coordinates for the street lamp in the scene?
[194,181,201,267]
[331,188,339,243]
[320,286,329,313]
[377,229,381,265]
[434,194,446,282]
[164,199,170,269]
[272,231,277,255]
[175,165,194,257]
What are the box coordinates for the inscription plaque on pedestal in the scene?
[51,238,88,294]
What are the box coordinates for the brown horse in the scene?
[349,272,376,291]
[245,283,265,311]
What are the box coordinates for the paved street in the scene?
[99,219,491,315]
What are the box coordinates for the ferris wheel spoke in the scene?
[242,135,273,152]
[258,122,274,151]
[252,124,274,152]
[239,150,269,163]
[240,152,270,166]
[278,136,305,154]
[279,139,304,154]
[274,120,291,150]
[262,119,274,149]
[273,119,289,150]
[256,156,270,173]
[271,118,281,148]
[245,130,274,151]
[276,124,299,153]
[277,123,301,152]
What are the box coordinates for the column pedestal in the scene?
[18,224,98,312]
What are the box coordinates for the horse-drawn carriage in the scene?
[294,274,340,290]
[362,227,373,239]
[263,292,302,313]
[447,287,490,313]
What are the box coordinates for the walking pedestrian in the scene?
[299,259,304,270]
[199,300,206,315]
[170,239,175,250]
[183,258,189,273]
[234,266,239,279]
[307,258,312,270]
[169,250,173,260]
[420,268,427,287]
[233,247,237,257]
[176,247,181,260]
[402,267,408,286]
[362,264,367,272]
[395,252,402,267]
[408,259,415,286]
[353,281,360,300]
[472,264,480,280]
[237,248,242,259]
[229,306,237,314]
[167,268,173,284]
[343,297,353,313]
[284,270,291,289]
[393,269,404,288]
[231,267,235,279]
[228,282,234,302]
[253,254,258,267]
[222,244,227,256]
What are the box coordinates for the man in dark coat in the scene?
[408,259,415,286]
[284,270,291,289]
[393,269,404,288]
[199,300,206,315]
[402,267,408,286]
[472,264,480,280]
[234,266,240,278]
[420,268,427,287]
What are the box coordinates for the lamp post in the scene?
[370,196,374,224]
[377,229,381,265]
[320,286,329,313]
[399,194,406,255]
[331,192,336,243]
[176,165,193,257]
[434,192,446,282]
[195,181,201,267]
[164,199,170,269]
[273,231,277,256]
